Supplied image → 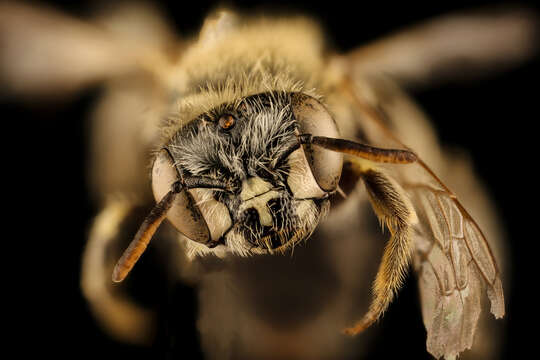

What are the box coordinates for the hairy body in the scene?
[2,2,535,359]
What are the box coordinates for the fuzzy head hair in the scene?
[156,92,334,258]
[144,12,341,259]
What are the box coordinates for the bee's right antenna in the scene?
[112,182,183,283]
[112,176,238,283]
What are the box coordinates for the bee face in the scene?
[152,92,340,256]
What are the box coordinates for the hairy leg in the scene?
[343,162,417,335]
[81,197,155,344]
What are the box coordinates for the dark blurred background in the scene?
[5,0,538,359]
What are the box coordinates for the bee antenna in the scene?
[112,182,183,283]
[297,134,417,164]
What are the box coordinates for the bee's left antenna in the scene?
[298,134,417,164]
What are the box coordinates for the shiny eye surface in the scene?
[291,93,343,192]
[151,149,210,243]
[219,114,236,130]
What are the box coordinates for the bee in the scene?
[2,2,536,359]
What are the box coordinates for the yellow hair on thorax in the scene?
[161,13,327,140]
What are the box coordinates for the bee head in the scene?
[152,92,343,257]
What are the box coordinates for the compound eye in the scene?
[151,149,210,243]
[219,114,236,130]
[291,93,343,192]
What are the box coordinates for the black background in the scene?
[5,0,538,359]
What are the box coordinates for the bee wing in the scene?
[0,1,176,98]
[407,179,504,358]
[336,75,504,359]
[387,160,504,360]
[337,7,538,88]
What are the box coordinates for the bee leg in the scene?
[81,197,155,344]
[343,163,417,335]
